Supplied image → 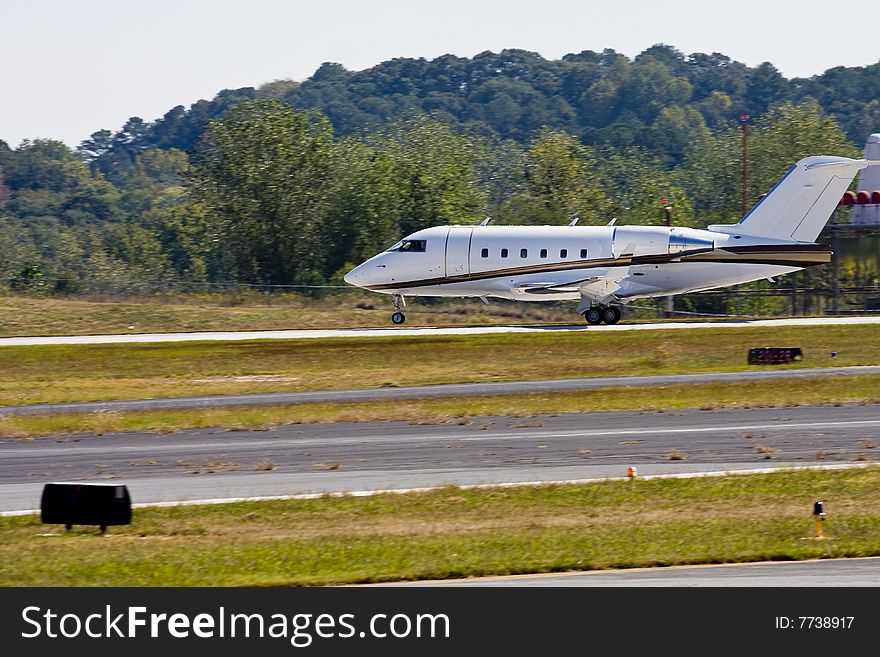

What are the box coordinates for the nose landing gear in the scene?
[583,305,621,325]
[391,294,406,325]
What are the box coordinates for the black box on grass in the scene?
[40,482,132,532]
[747,347,803,365]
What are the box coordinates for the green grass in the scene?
[0,292,573,338]
[1,324,878,407]
[2,467,879,586]
[2,375,879,438]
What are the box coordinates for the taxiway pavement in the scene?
[394,557,880,586]
[5,365,880,416]
[2,315,879,347]
[2,403,877,513]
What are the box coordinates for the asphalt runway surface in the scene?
[393,557,880,586]
[2,315,880,347]
[5,365,880,416]
[3,403,878,513]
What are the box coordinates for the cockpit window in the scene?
[389,239,427,253]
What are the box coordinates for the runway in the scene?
[2,315,880,346]
[2,403,877,513]
[394,557,880,587]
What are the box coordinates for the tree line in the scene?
[0,44,874,301]
[76,45,880,166]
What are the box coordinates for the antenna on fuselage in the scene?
[606,217,617,226]
[478,217,492,226]
[568,216,580,226]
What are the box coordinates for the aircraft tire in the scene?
[584,308,603,325]
[602,307,621,325]
[391,312,406,325]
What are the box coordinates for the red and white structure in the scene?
[846,133,880,225]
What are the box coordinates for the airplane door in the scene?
[445,226,473,278]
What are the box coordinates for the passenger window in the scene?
[501,248,508,258]
[580,248,587,258]
[481,248,489,258]
[539,249,547,258]
[560,249,567,258]
[520,248,528,258]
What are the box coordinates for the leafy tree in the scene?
[679,99,859,227]
[618,59,693,124]
[650,106,710,165]
[1,139,121,224]
[323,139,402,278]
[190,99,335,284]
[598,147,695,227]
[256,79,301,100]
[695,91,734,128]
[58,46,878,169]
[499,128,612,225]
[580,78,620,128]
[852,99,880,140]
[144,202,214,282]
[117,148,190,213]
[9,263,49,295]
[686,53,748,103]
[378,114,487,235]
[635,44,688,73]
[747,100,860,197]
[745,62,788,114]
[0,165,9,210]
[78,129,114,162]
[105,222,172,282]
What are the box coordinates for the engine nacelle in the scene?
[668,232,714,257]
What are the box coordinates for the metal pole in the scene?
[832,226,840,314]
[740,116,750,217]
[664,203,673,318]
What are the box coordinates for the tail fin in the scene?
[709,156,872,243]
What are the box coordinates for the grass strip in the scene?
[2,467,879,586]
[2,375,879,439]
[0,293,572,338]
[1,324,879,407]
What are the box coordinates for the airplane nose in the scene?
[344,264,366,287]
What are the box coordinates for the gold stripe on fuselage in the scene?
[363,245,832,292]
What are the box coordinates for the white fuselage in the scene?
[344,224,827,304]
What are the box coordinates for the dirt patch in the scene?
[189,375,302,384]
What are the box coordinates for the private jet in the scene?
[344,156,877,325]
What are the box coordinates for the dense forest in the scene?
[0,45,877,303]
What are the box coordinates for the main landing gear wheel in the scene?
[602,306,621,325]
[584,306,621,325]
[584,308,603,325]
[391,312,406,325]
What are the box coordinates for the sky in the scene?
[2,0,878,148]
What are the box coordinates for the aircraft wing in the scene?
[516,267,630,311]
[515,244,635,299]
[513,282,571,294]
